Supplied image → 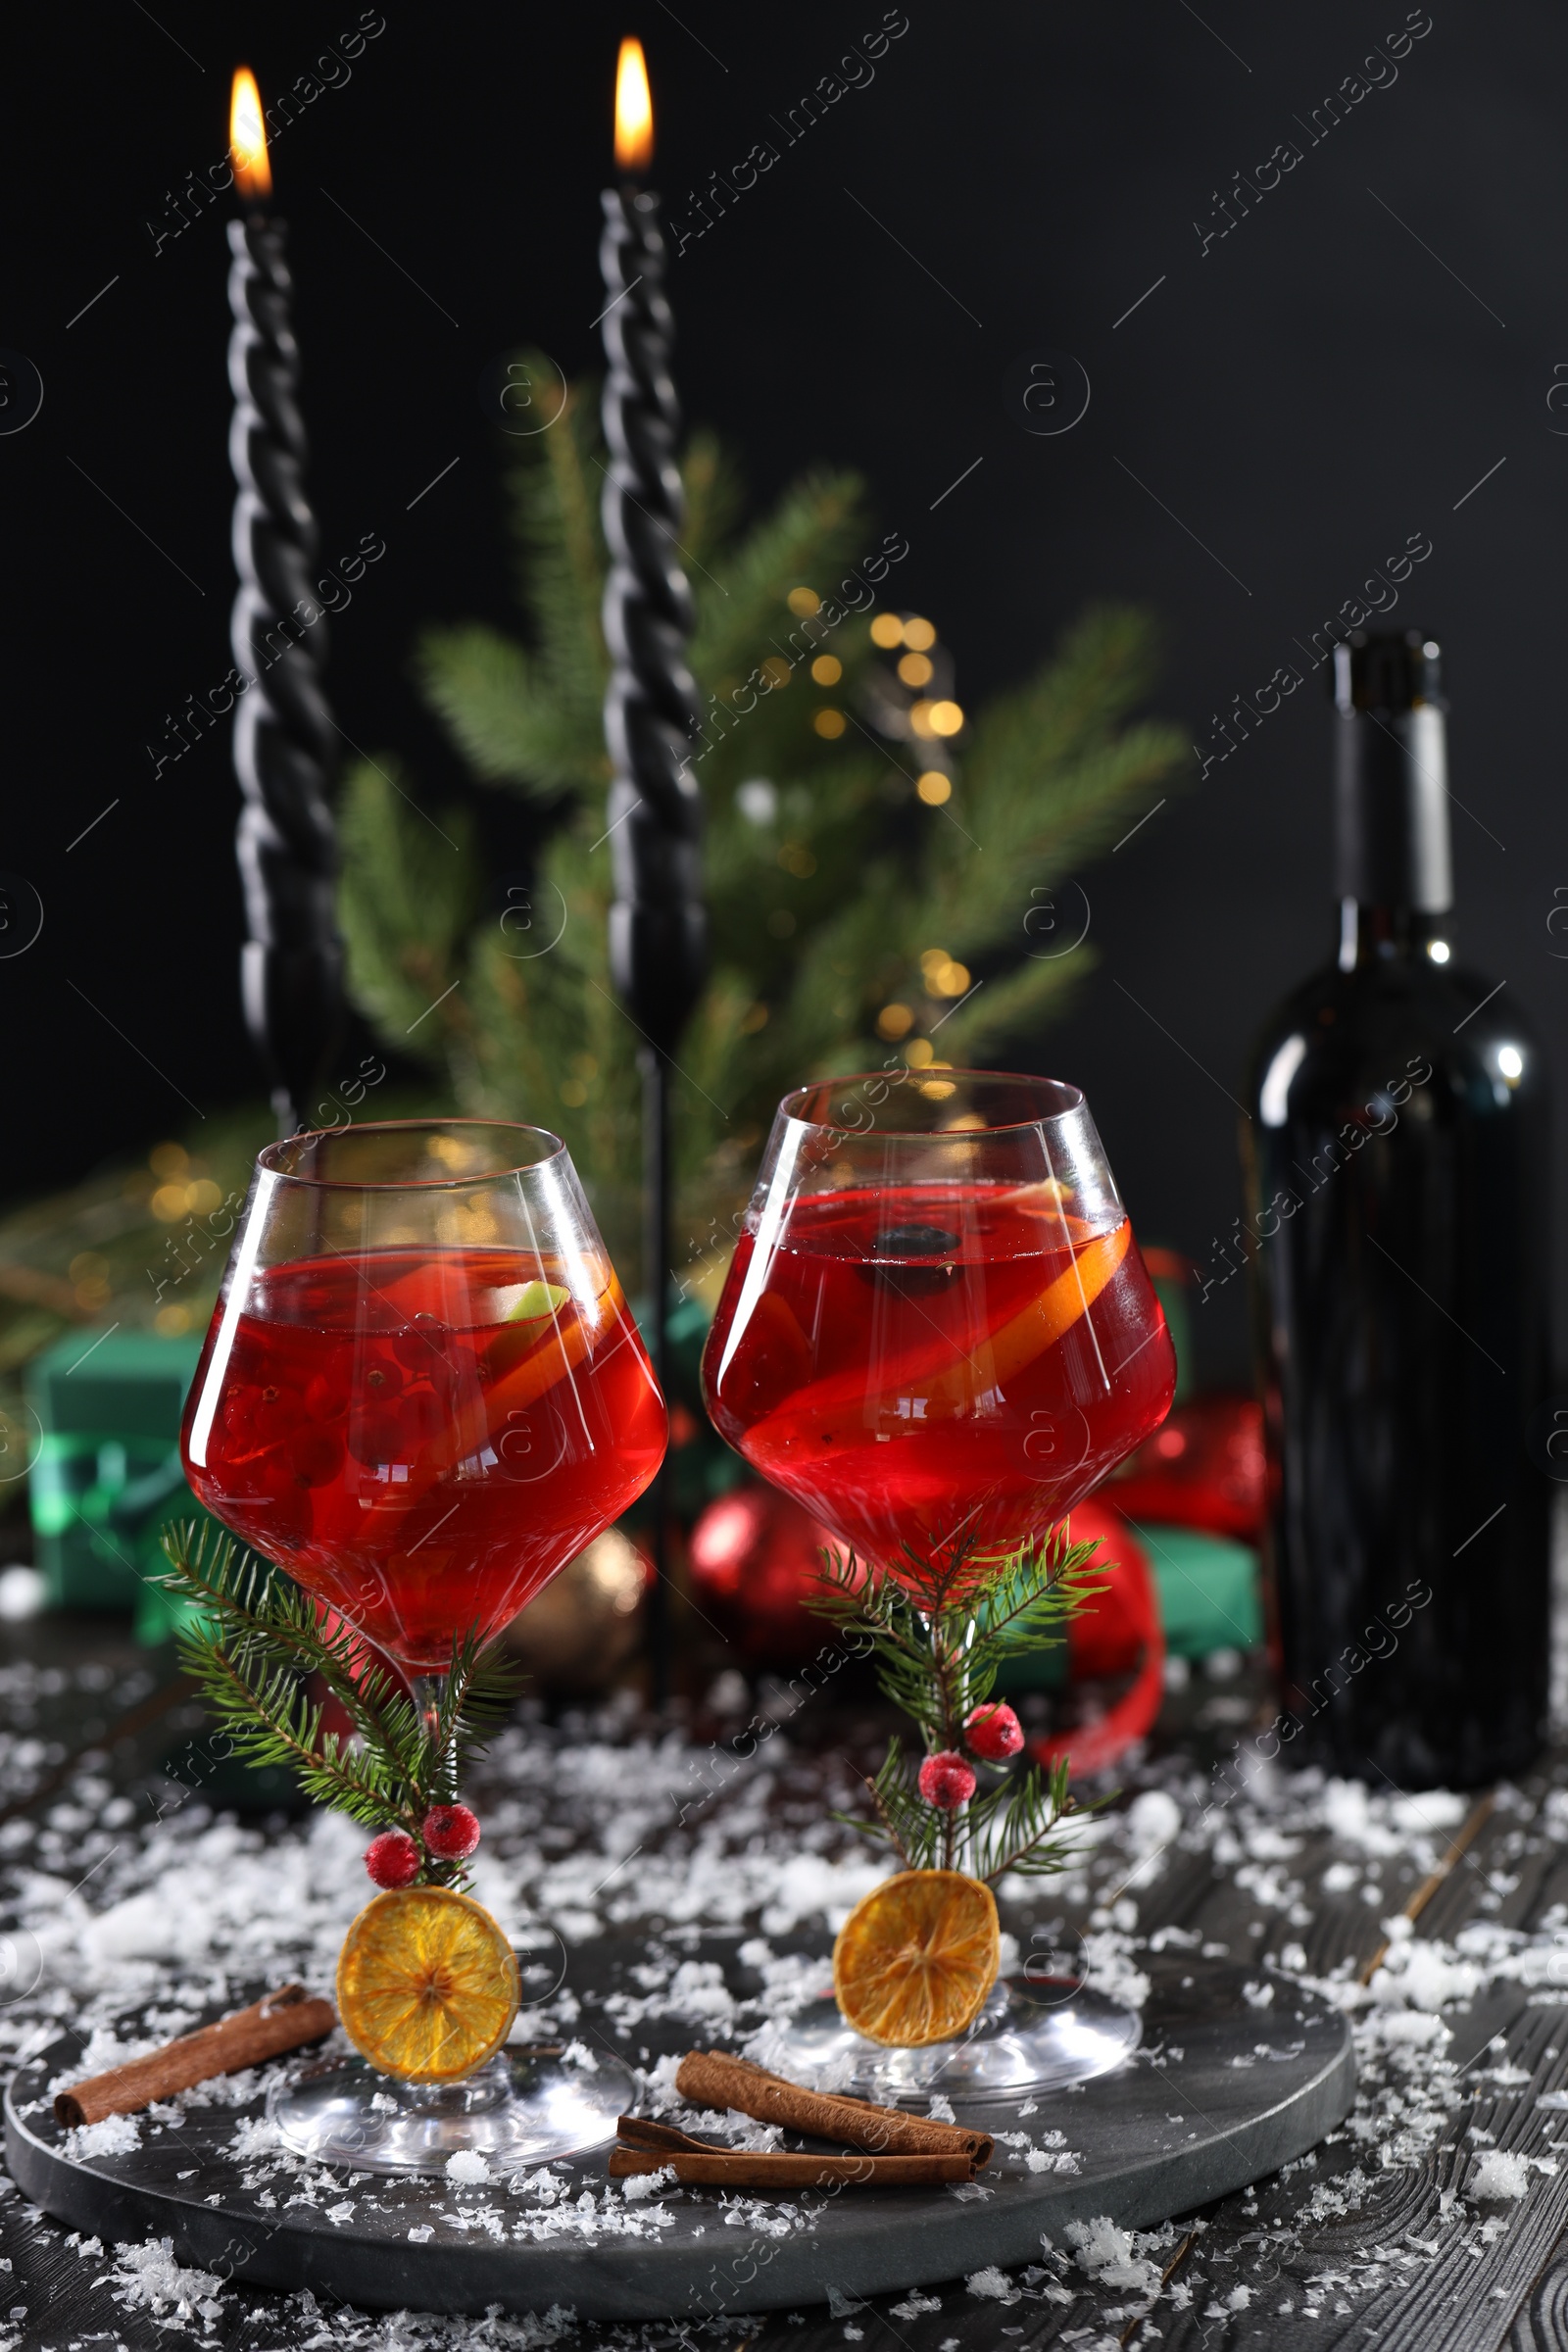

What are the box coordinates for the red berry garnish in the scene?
[964,1701,1024,1762]
[917,1751,976,1810]
[365,1830,420,1888]
[422,1803,481,1861]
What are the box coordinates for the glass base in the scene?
[760,1975,1142,2105]
[268,2046,636,2175]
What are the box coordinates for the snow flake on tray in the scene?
[890,2289,942,2319]
[65,2111,142,2160]
[1078,1929,1151,2011]
[228,2113,284,2160]
[617,2165,673,2202]
[964,2264,1018,2301]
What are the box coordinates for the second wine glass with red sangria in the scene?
[702,1069,1176,2097]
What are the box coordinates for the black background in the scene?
[2,0,1562,1384]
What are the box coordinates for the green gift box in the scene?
[1131,1519,1263,1657]
[25,1329,212,1618]
[992,1517,1263,1697]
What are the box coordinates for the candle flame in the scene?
[230,67,271,202]
[613,38,654,174]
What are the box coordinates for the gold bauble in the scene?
[502,1528,647,1690]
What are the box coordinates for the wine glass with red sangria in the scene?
[181,1120,665,2168]
[702,1070,1176,2097]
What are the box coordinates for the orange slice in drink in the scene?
[336,1886,519,2082]
[743,1218,1132,1447]
[833,1870,1001,2047]
[361,1264,628,1530]
[474,1261,624,1437]
[923,1218,1131,1415]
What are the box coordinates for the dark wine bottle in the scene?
[1242,629,1549,1788]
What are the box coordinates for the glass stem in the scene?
[411,1672,455,1800]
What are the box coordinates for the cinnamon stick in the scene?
[616,2114,710,2152]
[612,2105,979,2189]
[608,2144,973,2187]
[54,1984,336,2128]
[674,2049,993,2167]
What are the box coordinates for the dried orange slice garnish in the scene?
[336,1886,519,2082]
[833,1869,1001,2047]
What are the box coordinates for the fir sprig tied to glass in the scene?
[808,1526,1102,1884]
[159,1520,520,1892]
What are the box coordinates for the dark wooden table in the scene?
[3,1612,1567,2352]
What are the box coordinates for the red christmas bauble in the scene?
[688,1485,847,1662]
[1101,1392,1265,1541]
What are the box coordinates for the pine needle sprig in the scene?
[157,1521,525,1888]
[810,1528,1110,1886]
[806,1527,1104,1751]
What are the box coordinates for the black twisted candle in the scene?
[599,188,706,1050]
[599,65,707,1699]
[227,185,344,1137]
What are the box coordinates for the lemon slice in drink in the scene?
[336,1886,519,2082]
[506,1279,569,1322]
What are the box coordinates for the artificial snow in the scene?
[96,2235,224,2325]
[1080,1929,1151,2010]
[1065,2216,1164,2297]
[964,2265,1018,2301]
[1471,2149,1531,2200]
[14,1690,1568,2339]
[66,2112,142,2158]
[618,2164,673,2200]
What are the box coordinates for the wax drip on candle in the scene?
[226,67,344,1137]
[600,38,706,1699]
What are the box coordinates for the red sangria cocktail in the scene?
[180,1119,664,2171]
[704,1074,1174,1584]
[185,1243,662,1672]
[702,1070,1176,2102]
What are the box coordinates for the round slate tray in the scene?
[4,1946,1352,2322]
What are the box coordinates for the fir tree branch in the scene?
[178,1622,410,1831]
[807,1524,1115,1885]
[860,1761,913,1870]
[971,1756,1082,1884]
[157,1521,522,1886]
[160,1522,417,1773]
[334,360,1194,1278]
